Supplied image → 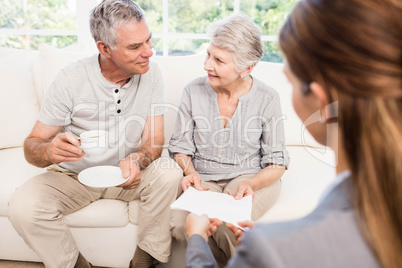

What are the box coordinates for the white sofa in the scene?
[0,43,336,267]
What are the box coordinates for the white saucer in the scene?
[78,166,129,187]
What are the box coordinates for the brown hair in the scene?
[279,0,402,267]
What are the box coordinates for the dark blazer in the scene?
[185,178,380,268]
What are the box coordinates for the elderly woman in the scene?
[169,13,289,266]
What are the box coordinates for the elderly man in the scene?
[8,1,182,267]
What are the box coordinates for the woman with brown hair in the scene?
[184,0,402,267]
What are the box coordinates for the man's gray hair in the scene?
[207,13,264,72]
[90,0,145,49]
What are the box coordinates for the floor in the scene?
[0,261,44,268]
[0,260,104,268]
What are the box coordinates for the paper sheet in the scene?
[170,187,252,227]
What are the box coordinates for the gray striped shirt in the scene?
[38,54,166,174]
[169,76,289,181]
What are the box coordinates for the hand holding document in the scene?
[170,187,252,228]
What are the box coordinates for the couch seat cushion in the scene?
[63,199,131,227]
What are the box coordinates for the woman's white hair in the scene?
[90,0,145,49]
[207,12,264,72]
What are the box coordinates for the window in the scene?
[0,0,296,62]
[0,0,78,49]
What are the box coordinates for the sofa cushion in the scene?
[153,54,321,148]
[63,199,131,227]
[0,147,45,216]
[0,50,40,149]
[37,43,90,102]
[258,145,337,223]
[34,44,321,148]
[252,62,321,147]
[0,47,35,59]
[151,54,206,148]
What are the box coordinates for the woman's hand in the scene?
[227,180,255,200]
[226,220,256,245]
[181,171,210,192]
[185,213,223,242]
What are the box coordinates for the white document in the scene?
[170,187,252,227]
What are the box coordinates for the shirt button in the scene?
[117,100,121,104]
[115,89,119,93]
[117,109,121,114]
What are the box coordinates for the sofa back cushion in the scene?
[252,62,320,147]
[34,44,320,149]
[35,43,91,104]
[152,54,321,148]
[0,48,40,149]
[151,54,206,150]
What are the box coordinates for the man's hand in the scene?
[181,171,210,192]
[48,132,84,164]
[24,121,85,167]
[226,220,255,245]
[118,154,142,190]
[185,213,223,242]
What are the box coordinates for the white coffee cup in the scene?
[79,130,108,156]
